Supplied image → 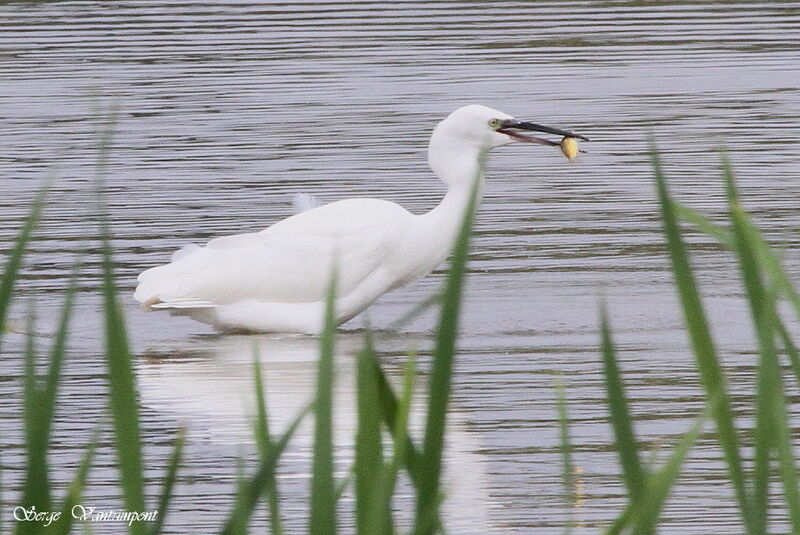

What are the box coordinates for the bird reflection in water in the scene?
[137,332,494,532]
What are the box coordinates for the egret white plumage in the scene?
[134,104,588,333]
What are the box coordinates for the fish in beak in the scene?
[497,119,590,146]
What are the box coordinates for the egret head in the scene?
[434,104,588,151]
[428,104,589,185]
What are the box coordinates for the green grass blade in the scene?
[334,469,354,503]
[369,339,442,531]
[388,292,441,331]
[232,455,248,535]
[770,367,800,534]
[673,204,733,248]
[0,183,48,355]
[723,190,800,320]
[555,380,576,535]
[55,427,100,535]
[730,211,800,396]
[677,172,800,395]
[387,353,416,497]
[22,309,37,436]
[309,271,337,535]
[776,319,800,391]
[373,358,422,480]
[20,270,79,535]
[633,409,707,535]
[396,353,416,467]
[752,336,773,533]
[2,182,49,535]
[723,160,800,532]
[100,234,147,531]
[599,305,645,502]
[413,164,481,535]
[251,350,284,535]
[758,290,800,534]
[601,504,632,535]
[651,145,752,531]
[39,269,77,434]
[750,237,800,325]
[94,113,147,533]
[253,352,271,455]
[355,334,386,535]
[19,309,53,535]
[220,404,311,535]
[730,203,800,343]
[149,428,186,535]
[677,186,800,340]
[724,179,773,531]
[373,352,416,535]
[355,351,421,535]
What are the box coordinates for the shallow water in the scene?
[1,1,800,533]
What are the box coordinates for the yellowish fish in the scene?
[560,136,580,161]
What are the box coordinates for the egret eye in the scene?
[488,118,501,129]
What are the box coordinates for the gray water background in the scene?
[1,1,800,533]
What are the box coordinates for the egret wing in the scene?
[135,197,412,308]
[136,223,393,306]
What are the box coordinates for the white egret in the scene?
[134,104,588,333]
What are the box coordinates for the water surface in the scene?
[1,1,800,533]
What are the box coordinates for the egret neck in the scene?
[414,131,488,272]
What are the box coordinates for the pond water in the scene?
[1,1,800,533]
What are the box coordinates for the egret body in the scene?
[134,105,587,333]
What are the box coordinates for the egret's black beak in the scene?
[497,119,589,146]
